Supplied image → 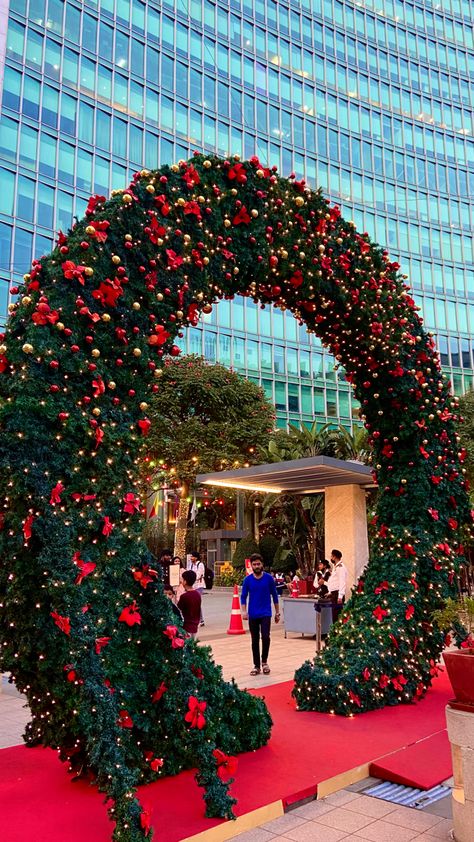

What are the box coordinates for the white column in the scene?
[324,484,369,593]
[446,705,474,842]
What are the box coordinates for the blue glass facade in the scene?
[0,0,473,428]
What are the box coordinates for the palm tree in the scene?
[327,424,370,464]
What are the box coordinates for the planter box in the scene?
[444,650,474,708]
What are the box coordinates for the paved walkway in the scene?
[0,589,454,841]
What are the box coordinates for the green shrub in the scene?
[232,533,259,568]
[259,534,280,568]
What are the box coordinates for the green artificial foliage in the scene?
[456,390,474,490]
[0,154,471,841]
[231,533,260,568]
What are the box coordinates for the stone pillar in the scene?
[446,705,474,842]
[324,484,369,592]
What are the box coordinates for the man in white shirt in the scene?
[187,551,206,626]
[327,549,348,623]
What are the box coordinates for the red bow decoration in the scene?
[155,194,170,215]
[137,418,151,436]
[184,695,207,729]
[132,564,157,589]
[163,625,179,640]
[461,637,474,649]
[102,516,114,536]
[373,605,388,622]
[448,518,458,530]
[429,659,442,677]
[0,353,8,373]
[212,749,238,780]
[146,754,164,772]
[23,514,34,541]
[183,200,202,220]
[362,667,371,680]
[289,269,303,289]
[233,206,251,225]
[118,709,134,728]
[381,444,393,459]
[405,605,415,620]
[227,162,247,183]
[94,427,104,448]
[403,543,416,557]
[51,611,71,635]
[73,551,96,585]
[95,636,111,653]
[92,279,123,308]
[62,260,86,286]
[123,493,141,514]
[148,325,171,346]
[146,213,166,243]
[92,376,105,398]
[166,249,183,270]
[50,482,64,505]
[427,508,439,520]
[85,194,106,216]
[391,674,408,692]
[151,682,168,703]
[119,601,142,626]
[182,164,200,188]
[348,690,361,707]
[87,219,110,241]
[378,674,390,689]
[32,302,59,325]
[192,665,204,680]
[139,806,152,837]
[374,581,389,595]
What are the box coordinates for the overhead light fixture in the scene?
[201,479,283,493]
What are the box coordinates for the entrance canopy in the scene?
[196,455,374,495]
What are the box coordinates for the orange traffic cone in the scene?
[226,584,246,635]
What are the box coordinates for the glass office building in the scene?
[0,0,473,429]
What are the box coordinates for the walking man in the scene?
[240,553,280,676]
[327,549,348,624]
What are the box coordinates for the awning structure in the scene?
[196,455,374,495]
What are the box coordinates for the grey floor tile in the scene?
[352,819,420,841]
[384,807,443,832]
[261,814,307,834]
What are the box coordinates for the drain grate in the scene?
[364,781,451,810]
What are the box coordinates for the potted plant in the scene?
[432,597,474,708]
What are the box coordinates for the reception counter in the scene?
[282,596,333,649]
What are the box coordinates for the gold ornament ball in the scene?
[124,234,133,242]
[156,293,164,302]
[224,219,231,227]
[177,197,185,206]
[295,196,304,206]
[21,296,32,306]
[91,348,101,358]
[230,188,238,196]
[139,402,148,411]
[8,303,16,313]
[122,194,133,204]
[92,407,101,416]
[281,249,288,259]
[176,310,184,319]
[102,313,111,322]
[251,209,259,218]
[256,169,264,177]
[146,184,155,193]
[22,343,34,354]
[108,381,116,390]
[202,256,210,265]
[140,169,150,177]
[196,292,204,301]
[133,348,142,357]
[203,160,212,168]
[84,267,94,277]
[154,368,163,377]
[112,255,121,265]
[233,267,239,275]
[56,322,65,331]
[23,273,31,282]
[0,344,7,354]
[85,225,96,235]
[132,302,141,311]
[171,164,179,172]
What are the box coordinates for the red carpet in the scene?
[0,672,453,842]
[370,730,452,789]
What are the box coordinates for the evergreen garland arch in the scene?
[0,154,470,839]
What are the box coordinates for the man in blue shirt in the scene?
[241,553,280,675]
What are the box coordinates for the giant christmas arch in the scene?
[0,155,470,840]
